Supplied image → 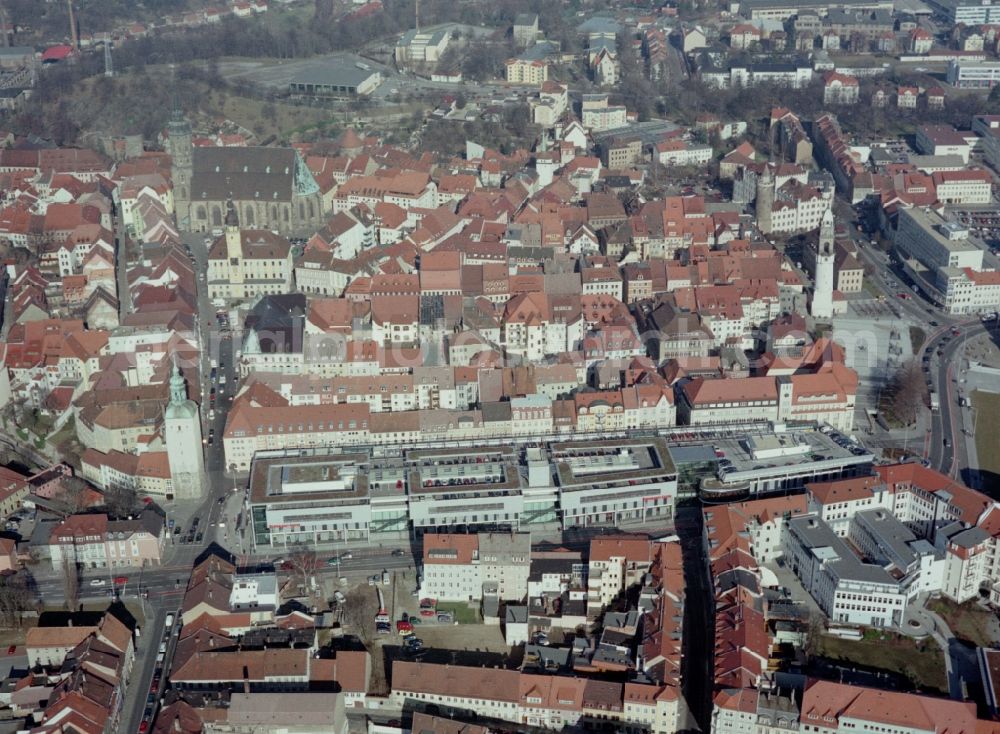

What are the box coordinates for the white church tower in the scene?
[165,358,207,500]
[811,209,835,320]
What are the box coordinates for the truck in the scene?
[929,391,940,411]
[164,613,175,629]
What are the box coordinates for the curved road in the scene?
[834,199,996,481]
[922,320,999,483]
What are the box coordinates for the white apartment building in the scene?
[893,207,998,314]
[421,532,531,602]
[395,28,450,67]
[973,114,1000,169]
[915,124,972,163]
[679,369,856,432]
[796,466,1000,615]
[947,59,1000,88]
[784,514,915,628]
[391,661,679,734]
[932,170,992,204]
[207,220,294,301]
[655,141,714,167]
[506,58,549,86]
[712,679,982,734]
[895,207,983,271]
[766,186,833,234]
[531,83,569,126]
[937,266,1000,315]
[501,293,585,361]
[730,62,813,88]
[806,475,888,536]
[582,106,627,133]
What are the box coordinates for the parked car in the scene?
[419,609,435,617]
[89,579,105,587]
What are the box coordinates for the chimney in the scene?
[67,0,79,51]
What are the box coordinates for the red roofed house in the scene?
[41,45,75,63]
[729,24,762,49]
[897,86,919,108]
[822,71,860,105]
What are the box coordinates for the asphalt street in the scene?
[924,321,999,485]
[835,199,989,478]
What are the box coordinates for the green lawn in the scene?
[928,597,995,648]
[817,631,947,694]
[972,390,1000,478]
[434,601,481,625]
[48,416,76,447]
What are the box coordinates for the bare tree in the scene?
[0,573,33,628]
[61,556,79,611]
[803,611,826,661]
[102,482,138,519]
[342,585,380,648]
[49,477,92,516]
[882,360,926,426]
[1,397,29,431]
[286,543,318,592]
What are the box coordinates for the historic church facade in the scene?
[166,113,325,236]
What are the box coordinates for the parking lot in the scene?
[849,298,899,320]
[337,568,511,692]
[376,622,511,685]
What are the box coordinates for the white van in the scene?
[164,613,175,630]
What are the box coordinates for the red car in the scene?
[6,645,15,655]
[419,609,435,617]
[396,620,413,633]
[139,722,149,733]
[114,577,128,585]
[419,597,437,609]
